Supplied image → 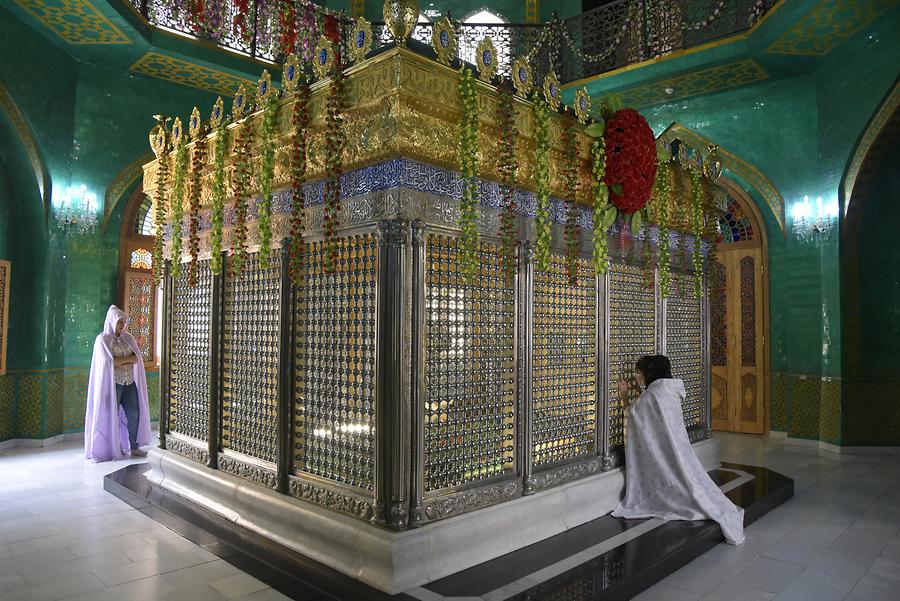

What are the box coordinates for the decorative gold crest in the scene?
[350,17,372,64]
[512,57,532,97]
[475,36,497,83]
[432,15,456,66]
[170,117,184,145]
[282,54,301,94]
[543,71,561,111]
[573,88,591,124]
[210,96,224,128]
[188,107,203,140]
[233,83,251,119]
[149,125,167,158]
[256,69,274,104]
[313,36,336,79]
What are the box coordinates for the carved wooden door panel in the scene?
[711,249,765,433]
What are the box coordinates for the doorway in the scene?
[709,181,768,434]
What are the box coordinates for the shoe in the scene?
[131,448,148,457]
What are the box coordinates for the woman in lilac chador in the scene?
[84,305,152,462]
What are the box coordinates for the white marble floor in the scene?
[636,433,900,601]
[0,438,289,601]
[1,434,898,601]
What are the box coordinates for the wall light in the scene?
[53,184,99,235]
[789,195,839,245]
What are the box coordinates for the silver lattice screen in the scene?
[222,252,282,463]
[607,262,657,448]
[666,272,704,428]
[532,252,596,467]
[293,234,378,491]
[423,235,516,492]
[169,260,213,443]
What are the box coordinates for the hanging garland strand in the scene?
[187,132,207,288]
[170,135,189,279]
[690,167,705,297]
[590,135,610,274]
[496,79,518,285]
[231,121,253,278]
[534,94,551,272]
[656,163,672,298]
[563,121,580,285]
[209,120,228,276]
[641,215,654,291]
[258,90,279,269]
[289,78,311,287]
[152,139,169,288]
[323,63,346,273]
[458,66,479,280]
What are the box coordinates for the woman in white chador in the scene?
[612,355,745,545]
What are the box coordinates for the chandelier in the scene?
[790,195,838,246]
[54,184,99,235]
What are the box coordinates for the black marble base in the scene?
[104,462,792,601]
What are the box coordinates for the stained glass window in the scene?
[716,195,755,244]
[131,248,152,270]
[134,196,154,236]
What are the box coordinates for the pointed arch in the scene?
[841,78,900,215]
[657,123,785,235]
[102,152,154,233]
[0,81,51,220]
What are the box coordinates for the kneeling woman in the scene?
[612,355,745,545]
[84,305,152,462]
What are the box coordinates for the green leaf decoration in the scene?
[611,183,623,197]
[584,121,606,138]
[606,94,625,113]
[631,210,643,236]
[656,143,671,164]
[602,204,616,229]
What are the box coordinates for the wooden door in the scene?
[710,186,767,434]
[711,247,767,433]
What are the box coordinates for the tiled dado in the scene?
[770,372,841,445]
[0,368,160,441]
[843,377,900,446]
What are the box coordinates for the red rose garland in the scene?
[603,108,657,214]
[323,63,346,273]
[289,79,310,287]
[187,134,207,288]
[278,0,298,56]
[233,0,252,43]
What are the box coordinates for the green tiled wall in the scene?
[0,369,160,441]
[770,371,842,445]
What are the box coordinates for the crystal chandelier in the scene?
[54,184,99,235]
[790,195,838,246]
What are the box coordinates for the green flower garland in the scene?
[187,134,207,288]
[656,163,671,298]
[458,66,479,280]
[152,139,169,288]
[289,79,310,288]
[258,91,279,269]
[496,80,518,285]
[563,122,580,285]
[323,64,346,273]
[690,167,704,297]
[534,94,551,272]
[170,135,189,279]
[641,215,654,291]
[209,120,227,276]
[231,121,253,278]
[590,136,610,274]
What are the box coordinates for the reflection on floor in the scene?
[1,433,898,601]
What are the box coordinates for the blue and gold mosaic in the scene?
[13,0,131,45]
[130,52,255,97]
[766,0,897,56]
[617,60,769,109]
